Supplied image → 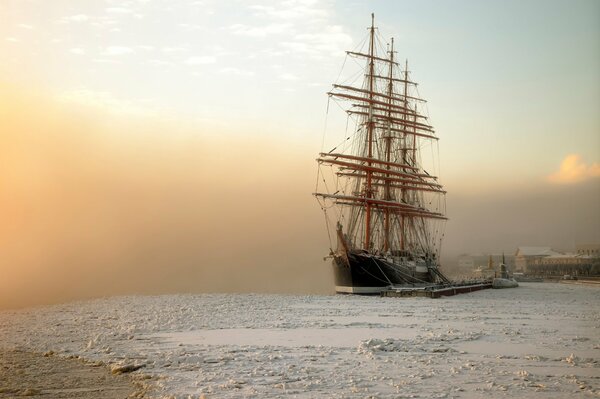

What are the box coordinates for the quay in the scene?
[381,281,492,298]
[559,279,600,287]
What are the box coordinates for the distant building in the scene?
[514,247,560,273]
[576,244,600,257]
[516,245,600,276]
[528,254,599,276]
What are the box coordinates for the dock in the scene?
[559,279,600,287]
[381,281,492,298]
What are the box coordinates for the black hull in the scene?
[332,252,444,294]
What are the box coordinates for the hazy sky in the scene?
[1,0,599,308]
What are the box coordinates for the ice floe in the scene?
[0,283,598,398]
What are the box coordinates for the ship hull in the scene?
[332,251,437,294]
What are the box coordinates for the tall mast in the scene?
[364,13,376,251]
[383,37,394,252]
[399,59,409,251]
[314,14,447,260]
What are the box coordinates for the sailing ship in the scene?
[314,14,450,294]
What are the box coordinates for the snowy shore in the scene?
[1,283,598,398]
[0,349,139,398]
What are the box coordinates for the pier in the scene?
[559,279,600,287]
[381,281,492,298]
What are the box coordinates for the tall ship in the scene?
[314,14,450,294]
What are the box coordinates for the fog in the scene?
[443,183,600,263]
[0,85,332,309]
[1,85,598,309]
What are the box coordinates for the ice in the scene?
[152,327,418,348]
[1,283,599,398]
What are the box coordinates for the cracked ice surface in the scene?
[1,283,599,398]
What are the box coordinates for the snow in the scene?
[1,283,598,398]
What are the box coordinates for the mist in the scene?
[1,85,598,309]
[442,182,600,264]
[0,85,332,310]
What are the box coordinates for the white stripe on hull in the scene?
[335,285,391,294]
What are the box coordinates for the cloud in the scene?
[178,23,203,32]
[102,46,134,56]
[92,58,121,64]
[69,48,86,55]
[63,14,90,22]
[106,7,133,14]
[229,3,350,60]
[279,73,299,81]
[279,25,353,58]
[547,154,600,184]
[161,46,189,53]
[185,56,216,65]
[105,7,143,19]
[146,59,175,67]
[219,67,254,76]
[291,25,352,56]
[17,24,34,30]
[248,2,328,22]
[229,23,291,38]
[56,88,157,116]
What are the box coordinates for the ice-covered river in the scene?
[1,282,598,398]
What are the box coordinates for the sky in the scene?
[0,0,599,309]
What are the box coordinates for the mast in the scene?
[364,13,376,251]
[314,14,447,260]
[400,59,409,251]
[383,37,395,252]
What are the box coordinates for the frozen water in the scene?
[153,327,418,347]
[1,283,598,398]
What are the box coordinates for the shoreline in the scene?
[0,349,147,398]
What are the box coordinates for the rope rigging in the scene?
[312,14,450,288]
